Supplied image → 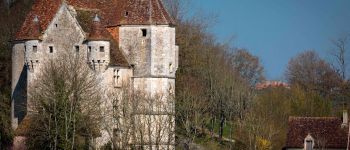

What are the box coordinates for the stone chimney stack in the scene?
[342,109,348,128]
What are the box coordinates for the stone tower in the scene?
[118,0,178,148]
[11,0,178,149]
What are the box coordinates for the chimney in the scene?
[342,109,348,128]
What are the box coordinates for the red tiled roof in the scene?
[285,117,348,149]
[15,0,62,40]
[14,0,174,66]
[255,81,290,90]
[15,0,175,40]
[115,0,175,26]
[87,15,111,41]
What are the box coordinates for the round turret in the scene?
[87,14,110,71]
[24,15,42,72]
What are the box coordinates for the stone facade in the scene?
[11,0,178,149]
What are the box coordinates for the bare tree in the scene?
[231,48,265,86]
[163,0,190,21]
[331,35,349,80]
[26,51,103,150]
[286,50,342,98]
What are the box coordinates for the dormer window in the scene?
[33,46,37,53]
[125,11,129,17]
[304,134,314,150]
[141,29,147,37]
[49,46,53,53]
[100,46,105,52]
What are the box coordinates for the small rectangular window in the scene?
[100,46,105,52]
[33,46,37,53]
[88,46,92,52]
[49,46,53,53]
[141,29,147,37]
[75,46,79,53]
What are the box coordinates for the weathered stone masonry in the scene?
[11,0,178,149]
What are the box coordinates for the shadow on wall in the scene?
[13,65,27,124]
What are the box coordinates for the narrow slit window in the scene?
[55,24,58,28]
[88,46,92,52]
[125,11,129,17]
[141,29,147,37]
[114,69,121,88]
[33,46,37,53]
[169,63,173,73]
[100,46,105,52]
[49,46,53,53]
[75,46,80,53]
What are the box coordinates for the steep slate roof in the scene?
[14,0,174,66]
[285,117,348,149]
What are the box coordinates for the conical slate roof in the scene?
[87,14,111,41]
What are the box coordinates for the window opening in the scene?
[33,46,37,53]
[169,63,173,73]
[49,46,53,53]
[75,46,79,53]
[114,69,121,88]
[141,29,147,37]
[100,46,105,52]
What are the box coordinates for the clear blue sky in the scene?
[190,0,350,80]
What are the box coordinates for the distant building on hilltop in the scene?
[255,80,290,90]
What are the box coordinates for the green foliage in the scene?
[0,91,13,148]
[289,85,332,117]
[0,0,34,147]
[26,55,102,150]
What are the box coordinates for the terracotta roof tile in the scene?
[285,117,348,148]
[87,15,111,41]
[116,0,175,26]
[15,0,174,66]
[16,0,175,40]
[15,0,63,40]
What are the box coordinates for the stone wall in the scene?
[11,43,26,129]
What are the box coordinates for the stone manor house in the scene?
[11,0,178,148]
